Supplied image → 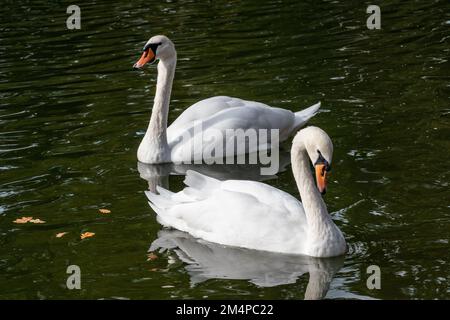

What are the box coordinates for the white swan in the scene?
[145,126,347,258]
[133,35,321,164]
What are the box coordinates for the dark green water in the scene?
[1,0,449,299]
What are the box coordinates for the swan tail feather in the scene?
[293,102,321,131]
[145,190,176,209]
[147,200,160,214]
[184,170,220,193]
[156,186,175,198]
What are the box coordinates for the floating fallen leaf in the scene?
[98,208,111,214]
[147,252,158,261]
[13,217,33,224]
[80,232,95,239]
[56,232,68,238]
[29,218,45,224]
[149,268,159,272]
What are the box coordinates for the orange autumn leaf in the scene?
[147,252,158,261]
[29,218,45,224]
[56,232,68,238]
[13,217,33,224]
[98,208,111,214]
[80,232,95,239]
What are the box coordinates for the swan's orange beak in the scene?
[133,49,155,69]
[315,164,327,195]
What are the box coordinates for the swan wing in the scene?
[167,99,319,162]
[146,170,308,254]
[168,96,248,131]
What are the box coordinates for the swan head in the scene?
[293,126,333,195]
[133,35,176,69]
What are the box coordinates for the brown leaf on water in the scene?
[80,232,95,239]
[56,232,68,238]
[29,218,46,224]
[98,208,111,214]
[13,217,33,224]
[146,252,158,261]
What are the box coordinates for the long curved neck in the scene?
[291,142,331,232]
[144,56,176,150]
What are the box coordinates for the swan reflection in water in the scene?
[150,229,344,300]
[137,149,291,192]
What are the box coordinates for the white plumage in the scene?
[146,126,347,258]
[134,35,320,164]
[147,171,307,252]
[166,96,321,162]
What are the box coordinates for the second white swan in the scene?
[134,35,321,164]
[146,126,347,258]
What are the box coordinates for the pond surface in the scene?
[0,0,449,299]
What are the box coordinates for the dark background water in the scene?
[0,0,449,299]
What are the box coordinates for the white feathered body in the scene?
[139,96,320,163]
